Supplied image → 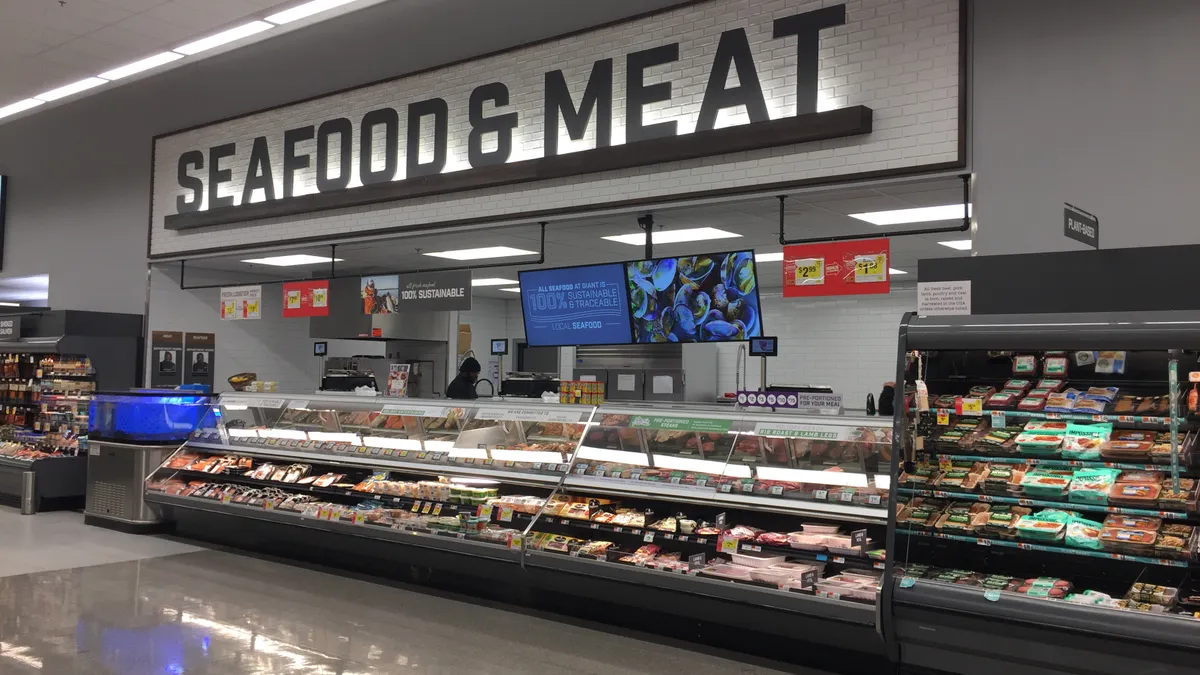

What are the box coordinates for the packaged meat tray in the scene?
[788,531,829,550]
[730,550,788,568]
[748,565,818,586]
[701,564,755,581]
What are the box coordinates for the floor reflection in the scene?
[0,550,796,675]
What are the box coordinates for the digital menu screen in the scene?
[519,263,633,347]
[626,250,763,343]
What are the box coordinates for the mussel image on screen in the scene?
[626,251,762,343]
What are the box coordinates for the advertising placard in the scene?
[783,239,891,298]
[183,332,215,387]
[282,280,329,317]
[220,285,262,320]
[387,363,410,398]
[362,271,471,314]
[519,263,632,346]
[151,330,183,388]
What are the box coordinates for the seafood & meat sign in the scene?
[162,3,864,230]
[520,263,632,347]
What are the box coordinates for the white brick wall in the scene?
[715,287,915,407]
[150,0,960,256]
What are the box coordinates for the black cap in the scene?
[460,357,482,374]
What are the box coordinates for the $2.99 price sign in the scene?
[782,238,891,298]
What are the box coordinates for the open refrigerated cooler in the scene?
[888,311,1200,675]
[144,393,893,657]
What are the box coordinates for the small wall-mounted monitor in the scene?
[313,341,328,356]
[490,338,508,356]
[749,336,778,357]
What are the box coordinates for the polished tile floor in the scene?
[0,508,813,675]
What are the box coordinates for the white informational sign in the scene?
[617,374,636,392]
[917,280,971,316]
[652,376,675,395]
[474,407,587,423]
[753,422,855,440]
[220,285,262,320]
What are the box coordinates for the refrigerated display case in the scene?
[889,311,1200,675]
[144,393,893,655]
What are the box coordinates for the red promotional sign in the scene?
[782,238,891,298]
[282,281,329,317]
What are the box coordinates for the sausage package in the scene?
[1067,468,1120,504]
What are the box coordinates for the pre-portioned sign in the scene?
[165,4,862,230]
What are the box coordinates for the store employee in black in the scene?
[446,357,482,399]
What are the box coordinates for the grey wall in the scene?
[0,0,683,315]
[971,0,1200,255]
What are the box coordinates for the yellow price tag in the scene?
[421,502,433,514]
[477,504,494,519]
[936,411,950,425]
[718,536,739,554]
[432,504,443,516]
[853,253,887,283]
[793,257,825,285]
[939,458,954,472]
[960,397,982,415]
[499,505,514,522]
[508,533,523,550]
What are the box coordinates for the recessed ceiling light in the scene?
[602,227,742,246]
[35,77,108,102]
[888,268,908,275]
[0,99,44,120]
[241,254,343,266]
[0,302,20,307]
[849,204,972,226]
[755,251,784,262]
[174,21,273,56]
[471,278,518,287]
[424,246,536,261]
[498,287,522,293]
[99,52,183,80]
[938,239,973,251]
[266,0,357,24]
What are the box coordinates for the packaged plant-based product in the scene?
[1004,379,1033,392]
[1025,420,1068,434]
[1036,379,1065,392]
[1072,398,1108,414]
[985,392,1017,410]
[1013,355,1038,375]
[1044,390,1082,413]
[1044,356,1068,376]
[1068,468,1120,504]
[1085,386,1120,403]
[1065,517,1104,550]
[1061,422,1112,460]
[1014,432,1064,457]
[1020,472,1072,497]
[1018,396,1047,411]
[969,385,997,398]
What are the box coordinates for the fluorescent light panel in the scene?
[241,254,342,266]
[424,440,454,452]
[227,428,257,437]
[755,252,784,262]
[471,278,518,287]
[0,302,19,307]
[938,239,973,251]
[888,268,908,275]
[754,467,869,487]
[308,432,361,444]
[491,449,566,464]
[498,287,522,293]
[261,428,307,440]
[362,437,422,451]
[651,454,752,478]
[35,78,107,102]
[0,99,44,119]
[602,227,742,246]
[576,447,647,466]
[449,446,489,459]
[174,21,273,56]
[424,246,536,261]
[849,204,972,226]
[266,0,357,24]
[99,52,183,80]
[873,474,892,490]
